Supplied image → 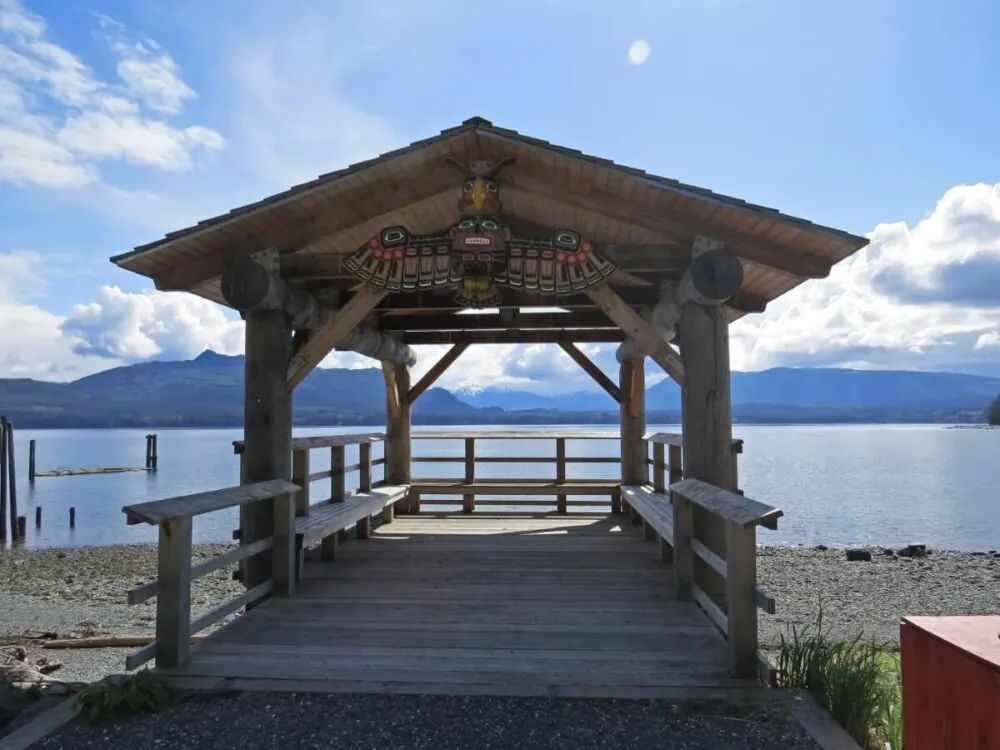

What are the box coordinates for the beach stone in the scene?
[845,549,872,562]
[882,548,895,556]
[898,544,926,558]
[814,544,828,551]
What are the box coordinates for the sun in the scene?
[628,40,651,66]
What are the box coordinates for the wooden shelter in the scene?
[115,117,868,695]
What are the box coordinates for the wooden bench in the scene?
[294,484,409,577]
[621,484,674,561]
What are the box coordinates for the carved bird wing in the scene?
[499,229,617,294]
[343,226,457,293]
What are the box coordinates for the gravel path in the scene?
[757,546,1000,649]
[37,693,820,749]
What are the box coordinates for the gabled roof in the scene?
[111,116,869,317]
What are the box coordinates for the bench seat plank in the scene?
[621,484,674,545]
[295,485,408,548]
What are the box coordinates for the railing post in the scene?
[291,447,310,516]
[323,446,346,560]
[359,442,372,492]
[155,516,192,669]
[731,440,743,495]
[462,437,475,514]
[726,521,758,678]
[272,490,296,596]
[668,444,683,484]
[671,488,694,602]
[653,442,665,493]
[555,437,567,514]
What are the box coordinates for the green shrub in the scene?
[777,608,903,749]
[76,669,176,723]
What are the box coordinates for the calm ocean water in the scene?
[0,424,997,551]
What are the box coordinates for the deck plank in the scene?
[163,514,760,699]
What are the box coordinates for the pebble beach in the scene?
[3,538,1000,684]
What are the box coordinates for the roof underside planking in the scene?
[111,117,869,342]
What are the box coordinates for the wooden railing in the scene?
[669,478,781,680]
[643,431,744,493]
[410,430,621,513]
[121,479,299,670]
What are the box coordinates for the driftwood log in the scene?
[41,635,207,650]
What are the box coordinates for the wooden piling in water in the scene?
[145,434,159,471]
[35,506,41,527]
[69,506,76,528]
[28,439,35,483]
[16,515,26,540]
[0,417,7,542]
[4,420,17,541]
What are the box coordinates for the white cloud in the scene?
[975,331,1000,350]
[0,0,223,189]
[729,182,1000,374]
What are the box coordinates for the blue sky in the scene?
[2,0,1000,392]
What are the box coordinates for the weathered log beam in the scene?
[400,329,626,345]
[617,241,743,363]
[221,254,322,329]
[585,284,684,385]
[380,310,618,333]
[558,342,622,403]
[336,326,417,367]
[408,344,469,403]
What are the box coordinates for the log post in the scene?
[385,364,412,511]
[619,357,646,519]
[555,437,567,514]
[240,309,293,594]
[679,300,735,605]
[155,516,192,668]
[0,417,7,542]
[462,438,475,513]
[28,440,35,483]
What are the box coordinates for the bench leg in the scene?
[611,490,622,515]
[357,515,371,539]
[630,505,642,526]
[295,541,306,582]
[659,535,673,564]
[320,534,338,561]
[380,504,394,525]
[643,520,657,541]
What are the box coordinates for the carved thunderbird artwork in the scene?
[343,157,618,308]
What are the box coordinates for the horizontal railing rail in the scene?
[409,431,621,514]
[121,479,300,671]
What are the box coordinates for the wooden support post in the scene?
[619,358,646,521]
[463,438,475,513]
[555,437,567,514]
[240,309,293,593]
[151,434,158,471]
[155,516,192,669]
[28,440,35,483]
[272,491,296,597]
[385,364,412,511]
[726,521,758,678]
[672,489,694,601]
[34,506,41,528]
[145,435,152,470]
[291,448,310,516]
[69,507,75,528]
[679,301,734,604]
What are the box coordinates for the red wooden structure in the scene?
[901,615,1000,749]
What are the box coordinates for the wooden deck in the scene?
[159,513,763,699]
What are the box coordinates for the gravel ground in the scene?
[0,543,243,683]
[37,693,820,750]
[757,545,1000,649]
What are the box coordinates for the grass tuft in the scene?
[777,607,904,749]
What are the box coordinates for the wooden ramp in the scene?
[161,514,762,699]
